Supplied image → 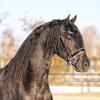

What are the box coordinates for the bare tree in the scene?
[19,16,43,33]
[0,12,10,24]
[82,26,97,58]
[1,29,16,64]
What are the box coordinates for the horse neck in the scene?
[6,26,53,86]
[21,39,52,91]
[31,33,53,69]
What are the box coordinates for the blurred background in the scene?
[0,0,100,100]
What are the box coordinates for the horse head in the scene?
[55,15,90,72]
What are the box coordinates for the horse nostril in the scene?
[85,62,90,67]
[84,63,88,68]
[85,63,87,66]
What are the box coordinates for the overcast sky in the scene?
[0,0,100,40]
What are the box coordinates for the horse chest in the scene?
[23,81,52,100]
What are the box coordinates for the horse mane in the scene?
[45,19,61,55]
[2,19,61,82]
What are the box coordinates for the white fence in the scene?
[49,73,100,94]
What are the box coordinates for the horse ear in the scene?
[62,14,70,25]
[70,15,77,23]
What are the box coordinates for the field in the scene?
[53,93,100,100]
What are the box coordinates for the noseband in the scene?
[60,36,85,66]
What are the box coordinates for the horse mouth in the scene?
[74,66,82,72]
[69,59,89,72]
[70,61,89,72]
[73,65,89,72]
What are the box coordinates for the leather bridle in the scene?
[59,36,86,66]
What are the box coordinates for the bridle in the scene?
[59,36,86,66]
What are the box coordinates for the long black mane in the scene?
[1,19,61,82]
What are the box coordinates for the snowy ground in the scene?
[53,95,100,100]
[50,86,100,94]
[50,86,100,100]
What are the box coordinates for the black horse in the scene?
[0,15,90,100]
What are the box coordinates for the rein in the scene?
[59,36,85,65]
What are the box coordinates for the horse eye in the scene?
[68,31,74,35]
[67,31,75,39]
[64,30,75,39]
